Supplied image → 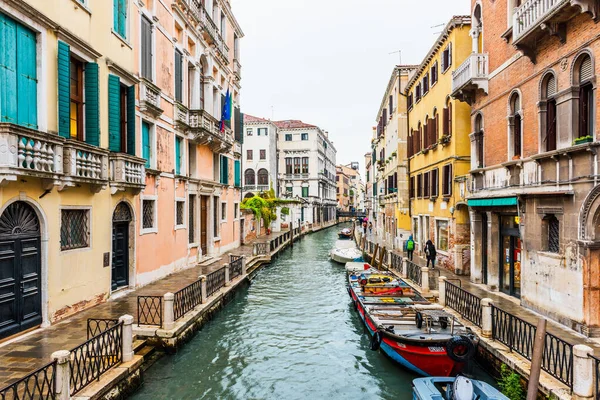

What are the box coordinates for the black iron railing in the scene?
[70,321,123,395]
[0,361,56,400]
[390,252,403,272]
[491,305,573,387]
[592,353,600,399]
[137,295,163,327]
[206,267,226,297]
[173,280,203,321]
[406,260,422,286]
[230,257,243,279]
[254,242,268,255]
[445,280,482,327]
[87,318,120,340]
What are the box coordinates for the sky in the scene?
[231,0,471,172]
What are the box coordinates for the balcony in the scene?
[512,0,594,62]
[451,53,489,105]
[233,59,241,81]
[175,102,189,129]
[285,173,309,180]
[63,140,109,193]
[243,185,269,193]
[139,78,163,117]
[233,142,241,156]
[188,109,233,153]
[109,153,146,194]
[179,0,230,64]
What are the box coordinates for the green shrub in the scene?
[281,207,290,216]
[498,364,525,400]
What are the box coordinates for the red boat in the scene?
[348,268,477,377]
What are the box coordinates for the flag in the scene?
[220,89,232,133]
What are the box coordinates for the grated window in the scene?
[176,201,185,226]
[61,210,89,250]
[143,200,155,229]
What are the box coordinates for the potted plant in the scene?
[574,135,594,145]
[440,135,451,145]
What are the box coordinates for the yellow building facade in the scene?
[406,16,472,273]
[0,0,145,339]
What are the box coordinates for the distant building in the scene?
[242,115,278,198]
[336,164,362,212]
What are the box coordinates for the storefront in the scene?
[500,215,521,298]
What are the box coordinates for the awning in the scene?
[468,197,518,207]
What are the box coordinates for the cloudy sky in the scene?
[231,0,470,172]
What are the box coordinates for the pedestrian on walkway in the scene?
[368,222,373,235]
[362,220,367,235]
[406,235,415,261]
[425,239,436,269]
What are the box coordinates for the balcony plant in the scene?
[574,135,593,145]
[391,151,397,157]
[440,135,451,145]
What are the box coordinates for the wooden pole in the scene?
[378,247,386,270]
[526,318,547,400]
[373,244,379,268]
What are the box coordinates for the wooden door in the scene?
[200,196,208,256]
[111,222,129,290]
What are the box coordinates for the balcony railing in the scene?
[451,53,488,104]
[233,59,241,80]
[109,153,146,194]
[188,109,233,153]
[63,140,109,191]
[139,78,163,117]
[243,185,269,192]
[513,0,569,43]
[184,0,230,62]
[175,102,189,128]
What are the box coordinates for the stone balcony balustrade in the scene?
[233,59,241,80]
[109,153,146,195]
[451,53,488,105]
[233,142,241,156]
[188,109,233,153]
[243,185,269,193]
[63,140,109,193]
[139,78,163,117]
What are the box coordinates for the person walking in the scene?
[368,222,373,235]
[362,220,367,235]
[425,239,437,269]
[405,235,415,261]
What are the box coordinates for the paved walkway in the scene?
[0,231,289,388]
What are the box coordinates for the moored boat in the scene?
[412,376,507,400]
[338,228,353,239]
[330,247,363,263]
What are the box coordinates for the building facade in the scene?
[242,115,278,197]
[336,164,361,212]
[133,0,244,287]
[406,16,472,274]
[458,0,600,336]
[276,120,337,226]
[0,0,147,339]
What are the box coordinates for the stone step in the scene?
[132,339,146,353]
[135,344,156,360]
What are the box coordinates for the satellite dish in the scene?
[452,376,474,400]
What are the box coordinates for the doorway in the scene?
[0,202,42,339]
[499,215,521,298]
[200,196,208,256]
[112,203,132,291]
[482,213,488,284]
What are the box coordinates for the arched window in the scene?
[575,54,594,139]
[541,72,557,151]
[474,113,484,168]
[417,122,422,151]
[509,92,522,158]
[257,169,269,185]
[443,98,452,137]
[244,168,255,185]
[472,4,483,53]
[423,115,430,148]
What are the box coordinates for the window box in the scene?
[574,136,593,145]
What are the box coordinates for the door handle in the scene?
[20,282,25,292]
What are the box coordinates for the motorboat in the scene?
[338,228,353,239]
[412,376,507,399]
[348,268,478,377]
[330,247,363,263]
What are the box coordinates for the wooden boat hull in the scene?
[338,233,353,239]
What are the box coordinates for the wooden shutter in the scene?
[389,95,393,113]
[118,0,127,38]
[175,136,181,175]
[58,41,70,137]
[423,121,428,148]
[432,169,438,197]
[434,113,439,143]
[16,24,37,129]
[0,13,18,124]
[448,42,452,67]
[108,75,121,152]
[234,106,242,142]
[142,122,150,167]
[175,50,182,102]
[234,160,241,187]
[442,165,448,195]
[547,100,557,151]
[85,62,100,146]
[443,108,449,136]
[141,17,152,80]
[127,85,135,155]
[546,75,557,97]
[580,56,593,82]
[382,108,388,123]
[448,103,453,135]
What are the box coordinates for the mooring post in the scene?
[163,293,175,330]
[401,258,408,279]
[421,267,430,294]
[199,275,207,304]
[119,314,134,362]
[573,345,595,399]
[224,263,231,287]
[241,255,247,276]
[438,276,447,306]
[481,298,493,338]
[51,350,71,400]
[526,318,547,400]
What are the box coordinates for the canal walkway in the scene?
[0,227,308,388]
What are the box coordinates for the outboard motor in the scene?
[450,376,474,400]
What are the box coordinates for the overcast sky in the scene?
[231,0,470,172]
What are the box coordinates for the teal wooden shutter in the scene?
[85,62,99,146]
[175,136,181,175]
[234,160,240,187]
[16,25,37,129]
[142,122,150,167]
[117,0,127,38]
[0,13,17,124]
[57,41,70,137]
[174,50,182,102]
[113,0,119,32]
[127,85,135,155]
[108,74,121,152]
[224,157,229,185]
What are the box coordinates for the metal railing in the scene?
[391,252,403,273]
[230,256,243,279]
[406,260,422,286]
[69,321,123,395]
[254,242,268,256]
[206,267,226,297]
[451,53,488,92]
[513,0,569,42]
[0,361,56,399]
[592,353,600,399]
[137,295,163,327]
[445,280,482,327]
[87,318,120,340]
[173,280,203,321]
[491,305,573,387]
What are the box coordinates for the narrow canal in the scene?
[131,225,488,399]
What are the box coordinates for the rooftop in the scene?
[244,114,272,123]
[273,120,318,129]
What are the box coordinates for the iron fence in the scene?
[592,353,600,399]
[445,280,482,327]
[173,280,203,321]
[206,267,226,297]
[230,256,243,279]
[406,260,422,286]
[0,361,56,400]
[491,305,573,387]
[254,242,268,256]
[69,321,123,395]
[137,295,163,327]
[87,318,120,340]
[390,252,403,272]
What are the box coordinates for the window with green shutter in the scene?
[234,160,240,187]
[0,13,37,129]
[85,62,99,146]
[174,50,182,102]
[175,136,182,175]
[302,187,308,198]
[220,155,229,185]
[108,75,121,152]
[142,122,151,168]
[114,0,127,39]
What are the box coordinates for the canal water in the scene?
[131,225,488,400]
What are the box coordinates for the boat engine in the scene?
[449,376,474,400]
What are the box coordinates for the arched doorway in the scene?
[0,202,42,339]
[112,202,132,290]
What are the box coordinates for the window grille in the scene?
[61,210,89,250]
[547,215,559,253]
[176,201,184,226]
[143,200,155,229]
[189,195,195,243]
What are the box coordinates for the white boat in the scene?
[345,261,377,273]
[413,376,507,399]
[330,247,363,263]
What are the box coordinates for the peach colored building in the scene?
[133,0,244,286]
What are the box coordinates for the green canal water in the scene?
[131,225,490,400]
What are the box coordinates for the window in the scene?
[244,168,255,185]
[246,149,253,160]
[69,58,84,140]
[60,209,89,250]
[509,93,522,158]
[257,169,269,185]
[422,74,429,94]
[221,202,227,221]
[543,215,560,253]
[293,158,301,174]
[108,75,135,155]
[258,128,267,136]
[301,133,308,140]
[389,95,394,114]
[175,136,183,175]
[234,160,241,187]
[176,200,185,226]
[174,49,183,102]
[441,43,452,72]
[408,93,414,109]
[436,220,449,251]
[443,101,452,136]
[141,16,153,80]
[423,172,430,198]
[220,155,229,185]
[302,187,309,197]
[213,197,219,237]
[542,73,557,151]
[142,199,156,230]
[285,134,292,141]
[442,164,453,196]
[431,168,438,197]
[246,128,253,136]
[285,158,293,174]
[260,149,266,160]
[336,175,340,182]
[188,195,196,243]
[416,84,421,102]
[286,186,293,195]
[302,157,309,174]
[234,203,239,219]
[417,174,423,198]
[474,114,484,168]
[114,0,128,39]
[578,55,594,140]
[409,176,415,198]
[431,61,438,85]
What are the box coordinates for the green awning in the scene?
[468,197,518,207]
